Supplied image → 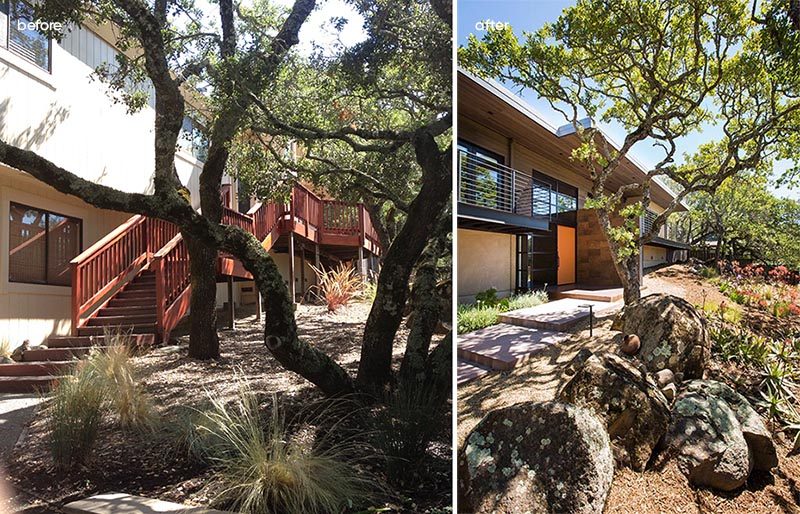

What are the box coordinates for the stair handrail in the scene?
[152,232,191,342]
[70,214,149,333]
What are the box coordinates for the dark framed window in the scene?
[457,139,513,211]
[180,116,209,162]
[5,0,51,71]
[9,202,82,286]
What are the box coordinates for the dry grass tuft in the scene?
[310,263,363,312]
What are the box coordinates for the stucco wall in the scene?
[643,245,668,268]
[457,228,515,303]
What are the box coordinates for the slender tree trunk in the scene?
[399,239,442,391]
[186,236,220,359]
[620,253,642,305]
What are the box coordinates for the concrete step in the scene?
[77,324,157,336]
[87,314,157,326]
[0,375,62,393]
[458,323,572,371]
[23,347,98,362]
[553,287,624,303]
[64,492,234,513]
[47,334,156,348]
[457,359,492,385]
[0,361,74,376]
[498,298,621,331]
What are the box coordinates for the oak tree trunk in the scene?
[356,135,451,393]
[186,236,220,359]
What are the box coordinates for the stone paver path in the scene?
[0,393,43,461]
[458,324,572,372]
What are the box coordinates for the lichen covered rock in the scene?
[665,390,752,491]
[612,294,709,378]
[458,401,613,514]
[680,380,777,471]
[557,352,671,471]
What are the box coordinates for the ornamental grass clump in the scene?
[47,363,106,470]
[83,333,155,430]
[185,378,374,513]
[311,263,363,312]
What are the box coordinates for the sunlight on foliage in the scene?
[310,263,363,312]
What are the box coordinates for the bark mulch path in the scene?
[458,263,800,513]
[3,302,451,513]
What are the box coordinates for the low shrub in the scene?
[47,365,106,470]
[311,263,363,312]
[185,379,373,514]
[457,304,500,334]
[458,289,549,334]
[709,324,771,366]
[508,290,548,311]
[698,266,719,279]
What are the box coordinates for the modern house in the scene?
[0,12,380,357]
[457,69,688,303]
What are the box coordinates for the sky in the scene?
[457,0,800,201]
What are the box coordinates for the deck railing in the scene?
[222,206,255,233]
[643,209,687,243]
[458,149,552,219]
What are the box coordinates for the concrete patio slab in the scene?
[64,493,233,514]
[458,324,572,370]
[458,359,492,385]
[498,298,622,331]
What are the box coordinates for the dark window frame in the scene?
[4,0,52,72]
[8,201,83,286]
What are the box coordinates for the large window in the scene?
[9,203,82,286]
[3,0,51,71]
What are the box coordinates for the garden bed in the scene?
[5,303,452,514]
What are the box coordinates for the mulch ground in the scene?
[2,302,452,513]
[458,263,800,513]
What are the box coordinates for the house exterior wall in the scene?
[576,209,623,287]
[643,245,668,268]
[0,23,205,345]
[0,166,129,345]
[457,228,515,303]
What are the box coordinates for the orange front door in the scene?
[557,225,576,285]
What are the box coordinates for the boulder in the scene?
[459,401,614,514]
[665,390,752,491]
[557,352,671,471]
[680,380,777,471]
[612,294,709,379]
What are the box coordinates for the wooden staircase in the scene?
[0,183,381,393]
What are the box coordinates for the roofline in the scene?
[458,67,690,211]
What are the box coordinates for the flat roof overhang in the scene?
[458,69,687,212]
[646,237,691,250]
[458,203,551,234]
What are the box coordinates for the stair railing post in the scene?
[71,262,81,336]
[154,256,166,342]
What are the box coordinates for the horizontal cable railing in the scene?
[458,150,551,218]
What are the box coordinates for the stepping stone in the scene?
[458,324,572,370]
[499,298,621,331]
[64,492,233,514]
[458,359,492,385]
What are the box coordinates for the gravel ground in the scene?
[457,263,800,514]
[3,301,453,513]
